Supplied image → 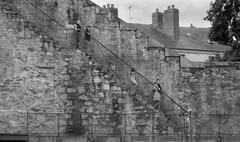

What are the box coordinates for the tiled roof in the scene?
[132,24,231,52]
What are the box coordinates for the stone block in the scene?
[81,114,89,119]
[64,80,72,86]
[84,101,92,106]
[87,107,93,113]
[79,95,89,100]
[78,86,85,93]
[93,97,100,102]
[62,75,70,80]
[66,101,73,107]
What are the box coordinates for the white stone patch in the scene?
[25,78,54,92]
[186,33,191,36]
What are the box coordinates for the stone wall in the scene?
[12,0,181,98]
[5,0,240,138]
[177,63,240,134]
[0,9,70,133]
[0,0,183,136]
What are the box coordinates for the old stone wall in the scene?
[5,0,240,138]
[177,63,240,134]
[12,0,181,98]
[0,9,70,133]
[0,0,184,136]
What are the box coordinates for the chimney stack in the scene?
[163,4,179,40]
[102,3,118,20]
[152,8,163,28]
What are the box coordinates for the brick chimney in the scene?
[163,5,179,40]
[102,3,118,20]
[152,8,163,29]
[108,4,118,18]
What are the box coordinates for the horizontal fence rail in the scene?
[0,111,190,136]
[2,111,240,138]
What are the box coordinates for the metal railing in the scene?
[2,111,240,141]
[0,111,189,137]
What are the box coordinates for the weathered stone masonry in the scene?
[0,0,185,136]
[177,63,240,134]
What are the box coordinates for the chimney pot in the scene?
[111,4,114,8]
[168,6,171,10]
[172,5,175,9]
[156,8,159,12]
[107,4,110,8]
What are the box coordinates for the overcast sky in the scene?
[92,0,212,28]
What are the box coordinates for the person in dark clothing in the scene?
[84,26,91,53]
[85,26,91,41]
[75,22,81,32]
[74,20,81,52]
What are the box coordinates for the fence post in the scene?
[152,111,154,142]
[26,112,29,134]
[189,111,192,142]
[152,111,154,135]
[57,113,60,137]
[216,112,221,142]
[218,113,219,140]
[124,113,127,135]
[91,113,93,141]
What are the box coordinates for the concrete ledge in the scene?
[0,134,28,141]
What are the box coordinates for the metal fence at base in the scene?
[0,111,188,136]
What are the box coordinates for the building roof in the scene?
[132,24,231,53]
[147,38,165,48]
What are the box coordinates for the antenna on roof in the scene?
[129,6,131,23]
